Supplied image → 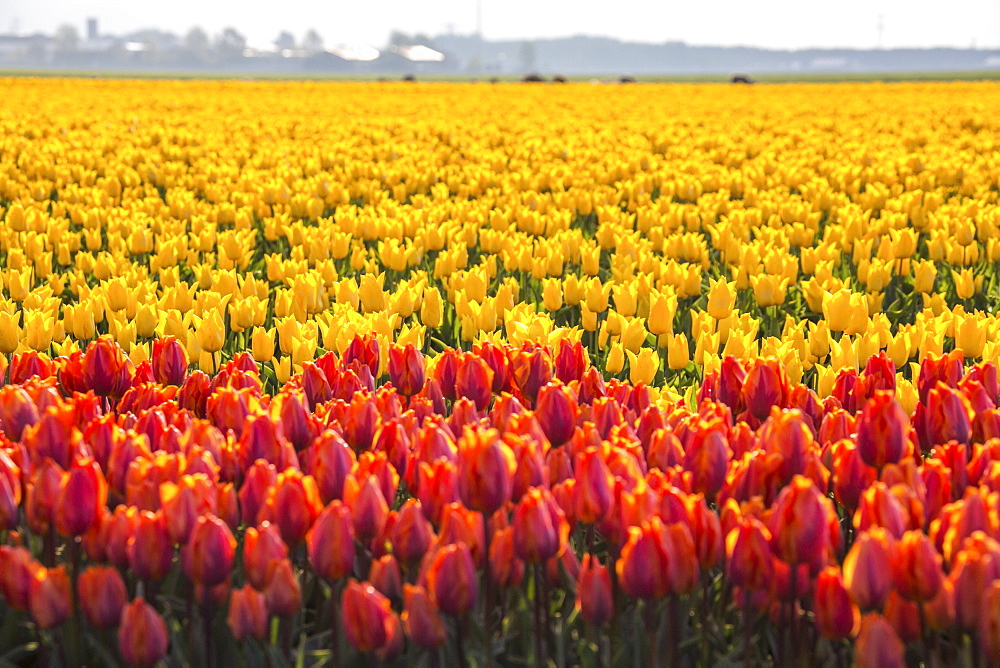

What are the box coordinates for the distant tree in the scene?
[302,29,324,55]
[274,31,296,51]
[54,24,81,53]
[185,27,210,53]
[389,31,413,47]
[518,41,536,72]
[214,27,246,59]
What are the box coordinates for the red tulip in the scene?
[369,554,402,601]
[29,566,70,630]
[388,344,425,397]
[455,353,494,411]
[311,430,355,503]
[258,469,323,546]
[535,381,578,447]
[243,522,289,589]
[344,475,389,543]
[949,532,1000,630]
[489,525,525,588]
[855,392,908,469]
[892,530,943,602]
[227,585,268,642]
[402,584,446,649]
[741,358,787,421]
[853,482,907,539]
[577,554,613,626]
[511,344,553,405]
[182,514,236,588]
[425,542,478,617]
[127,510,174,582]
[0,386,39,442]
[118,597,169,667]
[54,457,107,537]
[554,340,588,384]
[725,517,774,592]
[513,487,568,564]
[152,336,187,386]
[574,447,614,524]
[391,499,435,567]
[263,558,301,618]
[82,336,132,398]
[814,566,859,640]
[618,517,699,599]
[77,565,127,629]
[457,426,515,516]
[843,528,894,611]
[307,501,355,582]
[767,475,837,573]
[980,581,1000,665]
[341,579,396,652]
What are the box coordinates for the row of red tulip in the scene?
[0,336,998,665]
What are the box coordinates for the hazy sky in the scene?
[3,0,1000,50]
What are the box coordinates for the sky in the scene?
[2,0,1000,50]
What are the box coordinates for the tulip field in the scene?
[2,77,1000,666]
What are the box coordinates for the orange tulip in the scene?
[391,499,435,567]
[949,532,1000,631]
[767,475,837,573]
[127,510,174,582]
[980,581,1000,665]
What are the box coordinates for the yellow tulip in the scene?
[199,310,226,354]
[541,279,562,312]
[251,327,275,363]
[605,342,625,374]
[420,287,443,328]
[23,310,53,352]
[952,269,979,300]
[706,278,736,320]
[0,311,21,354]
[135,304,159,339]
[750,274,789,307]
[626,348,659,385]
[667,333,690,370]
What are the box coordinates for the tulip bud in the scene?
[369,554,402,602]
[535,381,579,447]
[388,344,425,397]
[182,514,237,589]
[402,584,446,649]
[457,426,515,516]
[981,581,1000,664]
[815,566,859,639]
[30,566,71,630]
[855,613,905,668]
[77,565,127,629]
[892,530,943,602]
[264,558,301,618]
[118,597,169,667]
[843,529,894,611]
[425,542,478,617]
[855,392,908,470]
[307,501,355,582]
[341,579,396,652]
[577,554,613,626]
[151,336,187,386]
[513,487,567,564]
[54,458,108,538]
[227,584,268,642]
[391,499,435,567]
